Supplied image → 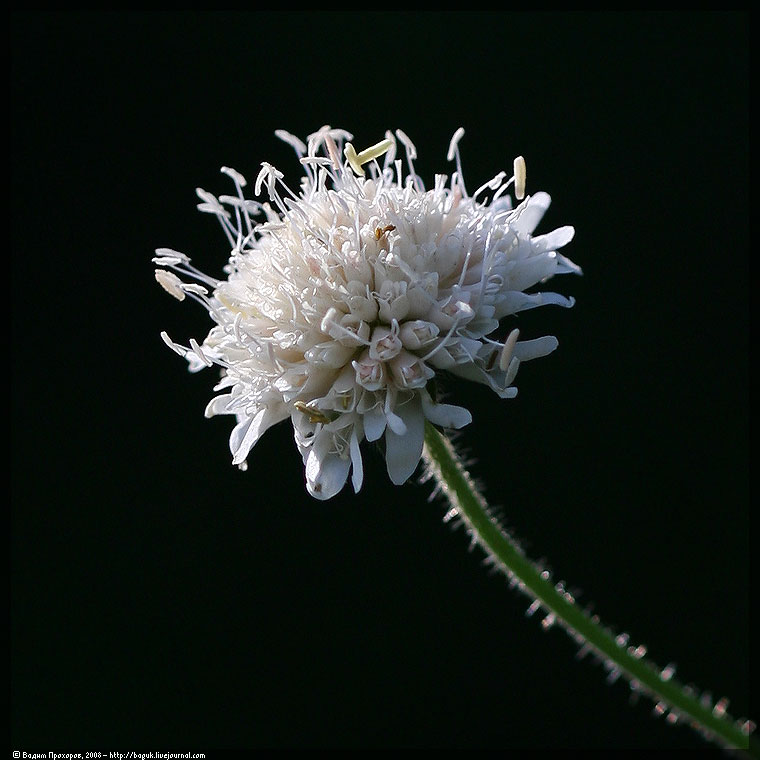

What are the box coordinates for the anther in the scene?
[344,138,395,176]
[293,401,332,425]
[374,224,396,240]
[155,269,186,301]
[513,155,526,200]
[499,328,520,371]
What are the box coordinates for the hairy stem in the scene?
[421,422,756,755]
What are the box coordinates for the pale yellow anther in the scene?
[344,143,362,176]
[155,269,185,301]
[499,328,520,371]
[344,138,395,176]
[513,155,526,200]
[293,401,332,425]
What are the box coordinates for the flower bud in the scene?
[352,351,386,391]
[398,320,439,350]
[389,350,435,390]
[369,326,402,361]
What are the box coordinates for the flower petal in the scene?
[494,291,575,320]
[385,395,424,485]
[532,225,575,253]
[421,396,472,429]
[204,393,236,418]
[512,191,551,235]
[305,434,352,500]
[447,362,520,399]
[513,335,559,361]
[505,252,559,292]
[350,428,364,493]
[363,404,387,442]
[230,407,287,465]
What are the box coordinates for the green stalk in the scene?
[422,422,756,755]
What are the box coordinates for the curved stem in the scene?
[422,422,756,755]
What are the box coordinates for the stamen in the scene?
[446,127,465,161]
[395,129,417,159]
[153,247,190,265]
[374,224,396,240]
[254,162,284,199]
[499,328,520,371]
[189,338,213,367]
[160,331,187,357]
[447,127,467,196]
[473,171,507,202]
[196,187,236,248]
[293,401,332,425]
[299,156,332,168]
[221,166,254,239]
[320,307,371,346]
[274,129,307,156]
[155,269,185,301]
[396,129,422,190]
[513,155,526,200]
[344,138,395,177]
[220,166,247,188]
[232,311,243,343]
[381,130,397,169]
[322,134,343,170]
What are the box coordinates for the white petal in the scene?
[350,429,364,493]
[494,291,575,320]
[532,225,575,253]
[384,395,424,485]
[204,393,236,418]
[230,407,286,465]
[363,404,387,442]
[356,389,379,414]
[541,292,576,308]
[229,416,253,459]
[512,191,551,235]
[506,252,558,292]
[513,336,559,362]
[447,362,519,399]
[421,397,472,429]
[385,406,407,436]
[305,437,351,500]
[555,253,583,276]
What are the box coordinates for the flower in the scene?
[154,126,580,499]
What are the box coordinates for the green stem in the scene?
[422,422,756,755]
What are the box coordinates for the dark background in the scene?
[11,11,750,752]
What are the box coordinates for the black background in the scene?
[11,11,750,752]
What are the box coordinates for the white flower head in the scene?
[155,127,580,499]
